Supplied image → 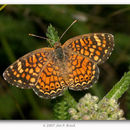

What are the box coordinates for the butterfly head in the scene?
[54,42,61,49]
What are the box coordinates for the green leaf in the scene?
[1,38,16,63]
[53,90,77,120]
[46,24,60,46]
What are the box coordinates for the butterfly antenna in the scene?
[29,33,50,41]
[28,33,53,47]
[59,19,78,41]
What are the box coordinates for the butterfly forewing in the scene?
[3,48,53,89]
[63,33,114,64]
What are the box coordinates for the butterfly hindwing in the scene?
[65,53,99,90]
[33,60,67,99]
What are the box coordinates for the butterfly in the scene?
[3,32,114,99]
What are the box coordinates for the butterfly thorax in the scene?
[53,42,64,61]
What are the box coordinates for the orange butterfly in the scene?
[3,23,114,99]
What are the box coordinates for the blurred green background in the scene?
[0,5,130,120]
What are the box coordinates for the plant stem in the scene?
[0,4,7,11]
[105,71,130,100]
[63,90,77,108]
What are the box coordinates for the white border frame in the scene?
[0,2,130,130]
[0,121,130,130]
[0,0,130,4]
